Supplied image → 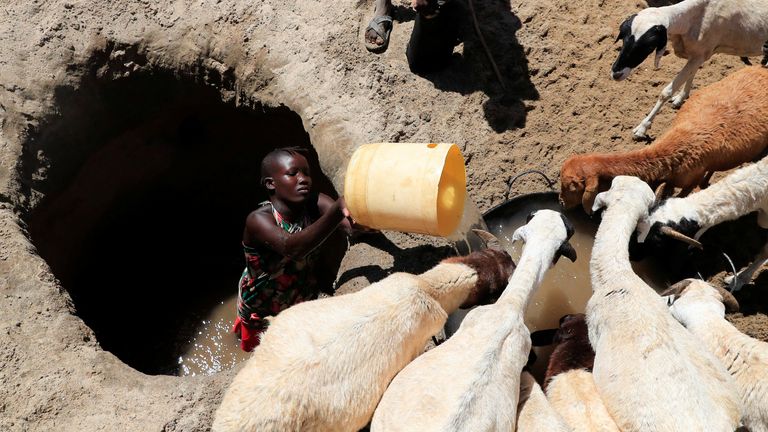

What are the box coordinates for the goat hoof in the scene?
[632,126,649,141]
[670,96,687,109]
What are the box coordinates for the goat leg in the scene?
[698,171,714,189]
[671,74,696,108]
[633,58,705,140]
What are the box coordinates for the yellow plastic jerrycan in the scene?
[344,143,467,237]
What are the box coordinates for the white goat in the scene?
[663,278,768,432]
[516,371,572,432]
[588,176,741,430]
[637,157,768,290]
[611,0,768,139]
[212,248,514,432]
[370,210,577,431]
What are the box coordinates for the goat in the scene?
[663,279,768,432]
[539,314,620,432]
[211,247,515,432]
[587,176,741,430]
[369,210,577,431]
[516,371,572,432]
[560,65,768,214]
[637,156,768,290]
[611,0,768,139]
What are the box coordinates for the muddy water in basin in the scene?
[177,294,250,376]
[481,193,669,381]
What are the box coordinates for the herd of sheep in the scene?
[211,0,768,431]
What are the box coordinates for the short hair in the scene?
[260,146,310,186]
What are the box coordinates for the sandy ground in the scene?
[0,0,766,430]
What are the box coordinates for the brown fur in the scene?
[560,66,768,213]
[442,248,515,308]
[543,313,595,391]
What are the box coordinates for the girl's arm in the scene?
[317,193,353,234]
[244,196,348,260]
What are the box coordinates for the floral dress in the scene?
[232,201,319,351]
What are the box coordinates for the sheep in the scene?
[611,0,768,139]
[211,246,515,432]
[662,278,768,432]
[636,156,768,290]
[560,65,768,214]
[516,371,572,432]
[369,209,577,432]
[540,314,620,432]
[587,176,741,431]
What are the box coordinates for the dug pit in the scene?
[23,72,345,376]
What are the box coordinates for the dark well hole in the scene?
[24,72,346,375]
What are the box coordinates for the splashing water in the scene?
[177,295,250,376]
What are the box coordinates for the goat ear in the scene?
[591,190,608,214]
[616,14,636,43]
[654,48,665,70]
[652,25,668,70]
[512,225,527,243]
[556,242,577,263]
[583,177,600,215]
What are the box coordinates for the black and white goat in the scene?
[611,0,768,139]
[637,157,768,291]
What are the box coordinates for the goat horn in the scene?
[659,279,693,298]
[654,182,667,203]
[471,229,503,251]
[713,285,741,313]
[659,226,703,250]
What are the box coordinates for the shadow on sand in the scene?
[409,0,539,132]
[336,232,454,287]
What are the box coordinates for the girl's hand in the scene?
[336,196,351,218]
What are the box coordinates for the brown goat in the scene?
[543,313,594,390]
[560,66,768,213]
[543,313,620,432]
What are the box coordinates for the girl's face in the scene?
[265,153,313,204]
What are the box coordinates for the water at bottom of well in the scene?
[177,294,250,376]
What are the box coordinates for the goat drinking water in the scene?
[370,210,577,432]
[587,176,741,431]
[212,245,514,432]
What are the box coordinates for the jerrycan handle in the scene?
[505,170,556,200]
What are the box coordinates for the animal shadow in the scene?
[646,1,683,7]
[336,232,455,287]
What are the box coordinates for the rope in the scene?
[467,0,506,91]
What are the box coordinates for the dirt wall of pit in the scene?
[0,0,765,430]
